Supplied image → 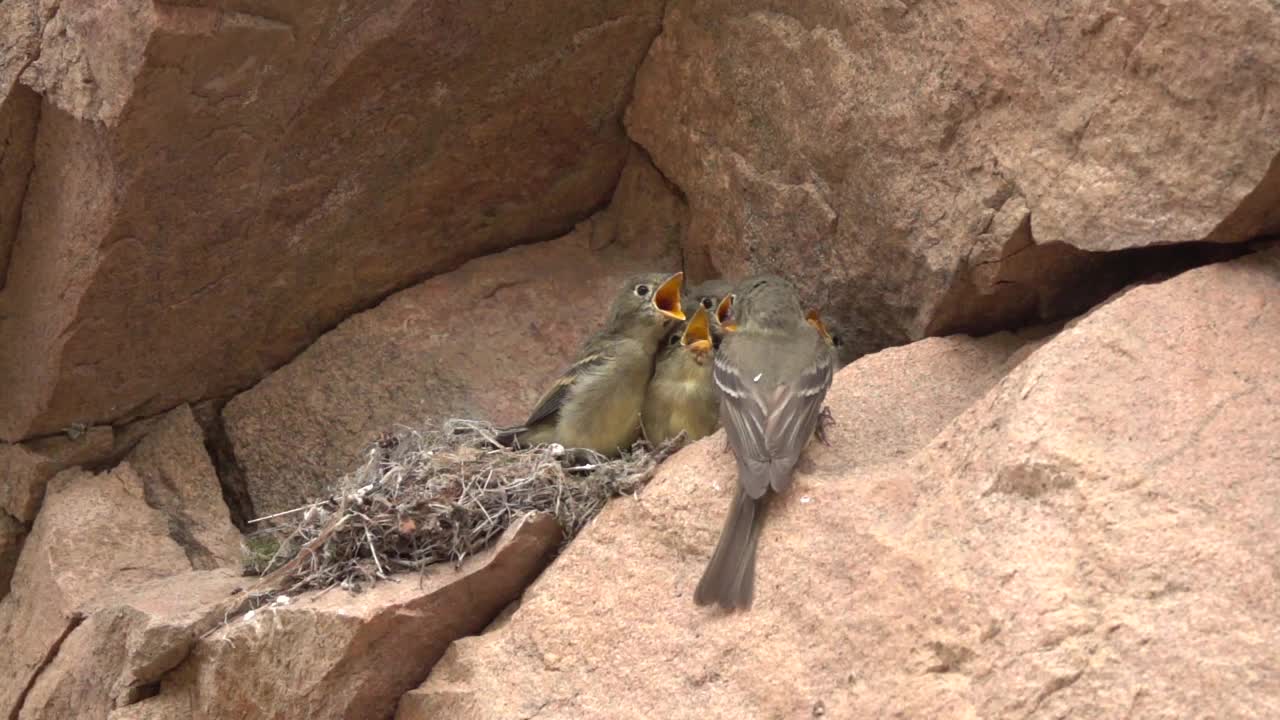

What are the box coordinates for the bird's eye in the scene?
[832,334,843,347]
[634,284,651,297]
[667,334,681,347]
[701,297,714,309]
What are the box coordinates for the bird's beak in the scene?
[681,307,713,353]
[653,272,685,321]
[716,294,737,332]
[806,309,832,343]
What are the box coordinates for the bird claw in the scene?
[815,406,836,446]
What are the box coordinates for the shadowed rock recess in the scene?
[1,0,1278,718]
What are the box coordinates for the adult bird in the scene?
[498,272,685,456]
[695,276,834,610]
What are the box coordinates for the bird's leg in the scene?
[815,406,836,446]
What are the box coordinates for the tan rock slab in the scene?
[143,513,561,720]
[1,426,114,524]
[0,0,667,441]
[401,250,1280,719]
[0,80,38,288]
[0,0,39,287]
[127,405,241,569]
[16,570,245,720]
[108,693,189,720]
[626,0,1280,353]
[0,407,240,717]
[0,466,193,719]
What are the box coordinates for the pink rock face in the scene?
[127,514,562,720]
[126,405,242,569]
[400,249,1280,719]
[0,404,241,718]
[0,465,195,719]
[0,0,667,442]
[15,569,246,720]
[223,152,683,517]
[0,427,114,600]
[1,427,114,526]
[0,399,567,720]
[626,0,1280,353]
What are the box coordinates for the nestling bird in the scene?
[684,279,734,317]
[642,307,720,445]
[805,309,841,444]
[695,275,835,610]
[498,272,686,456]
[806,309,842,357]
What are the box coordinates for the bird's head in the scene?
[684,279,734,318]
[716,275,804,333]
[680,306,715,364]
[609,271,686,331]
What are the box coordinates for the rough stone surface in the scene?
[594,145,690,257]
[107,693,189,720]
[0,427,116,600]
[16,569,244,720]
[138,514,561,720]
[0,410,240,718]
[0,466,194,719]
[0,426,114,524]
[127,405,241,570]
[0,511,21,600]
[626,0,1280,355]
[0,0,39,288]
[0,411,212,549]
[225,164,682,516]
[0,0,667,442]
[0,82,38,288]
[402,249,1280,719]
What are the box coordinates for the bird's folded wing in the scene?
[763,352,834,493]
[523,351,610,427]
[714,353,772,498]
[714,348,834,497]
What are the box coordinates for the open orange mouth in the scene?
[681,307,713,353]
[715,294,737,332]
[653,272,685,321]
[806,309,832,343]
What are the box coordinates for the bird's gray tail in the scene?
[694,488,769,610]
[491,425,525,448]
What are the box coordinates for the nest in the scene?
[241,419,683,598]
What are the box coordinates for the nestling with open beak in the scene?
[806,307,848,363]
[497,272,686,457]
[806,308,844,364]
[695,276,835,610]
[684,279,735,318]
[642,307,720,445]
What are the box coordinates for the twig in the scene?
[365,525,386,578]
[248,501,323,524]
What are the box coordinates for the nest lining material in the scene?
[242,419,683,597]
